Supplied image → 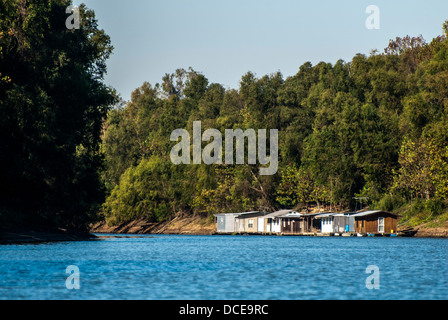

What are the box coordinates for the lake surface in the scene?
[0,235,447,300]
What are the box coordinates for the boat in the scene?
[398,227,418,237]
[357,233,365,237]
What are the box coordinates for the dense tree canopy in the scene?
[2,0,447,230]
[0,0,116,230]
[101,21,448,225]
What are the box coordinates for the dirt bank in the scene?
[411,221,448,238]
[413,227,448,238]
[90,213,215,235]
[90,213,448,238]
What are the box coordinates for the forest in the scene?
[1,0,448,231]
[0,0,116,230]
[101,23,448,227]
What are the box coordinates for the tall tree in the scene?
[0,0,116,230]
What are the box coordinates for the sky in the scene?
[73,0,448,102]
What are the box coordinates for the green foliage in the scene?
[5,2,447,230]
[398,198,447,226]
[374,194,405,212]
[103,156,183,225]
[191,166,260,215]
[391,136,448,200]
[101,20,448,225]
[425,199,446,217]
[0,0,116,230]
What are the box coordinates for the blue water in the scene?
[0,235,447,300]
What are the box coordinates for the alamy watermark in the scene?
[65,265,80,290]
[170,121,278,175]
[65,5,80,30]
[365,265,380,290]
[365,5,380,30]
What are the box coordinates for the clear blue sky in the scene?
[73,0,448,102]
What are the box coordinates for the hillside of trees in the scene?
[101,22,448,227]
[0,0,116,231]
[1,0,447,232]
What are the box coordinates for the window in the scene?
[248,219,254,228]
[378,217,384,233]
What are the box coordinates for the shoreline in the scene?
[90,230,448,238]
[1,227,446,243]
[2,218,446,244]
[90,213,215,236]
[0,228,96,244]
[90,215,448,238]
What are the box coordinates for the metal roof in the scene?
[350,210,398,217]
[213,213,239,217]
[236,211,268,218]
[236,211,263,215]
[314,212,337,218]
[302,212,322,216]
[278,211,303,218]
[213,211,261,217]
[261,209,294,219]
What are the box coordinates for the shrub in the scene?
[375,194,405,212]
[424,199,445,217]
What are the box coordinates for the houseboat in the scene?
[258,209,295,234]
[214,209,400,237]
[351,210,399,236]
[315,213,335,235]
[214,211,267,234]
